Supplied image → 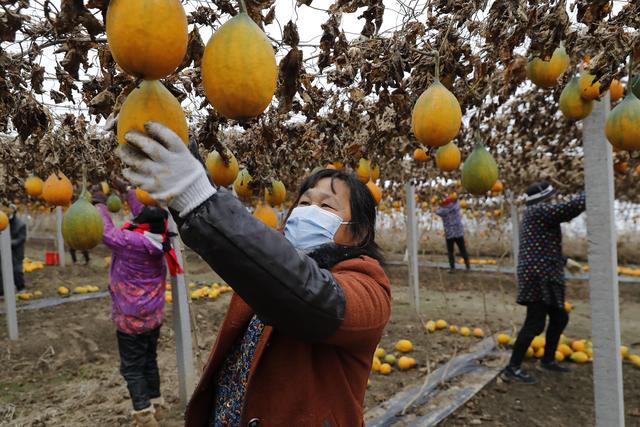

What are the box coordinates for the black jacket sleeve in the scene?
[541,192,586,226]
[174,189,346,342]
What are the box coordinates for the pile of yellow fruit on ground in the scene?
[424,318,485,338]
[458,258,498,266]
[15,290,43,301]
[371,339,418,376]
[617,266,640,277]
[54,285,100,297]
[165,282,233,303]
[495,332,640,368]
[22,258,44,273]
[582,264,640,277]
[73,285,101,294]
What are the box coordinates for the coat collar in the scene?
[305,243,383,270]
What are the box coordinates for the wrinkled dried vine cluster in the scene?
[1,0,639,204]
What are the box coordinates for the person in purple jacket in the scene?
[92,185,178,427]
[435,197,470,273]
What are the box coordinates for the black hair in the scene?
[133,206,169,234]
[285,168,384,262]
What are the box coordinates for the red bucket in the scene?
[45,251,59,266]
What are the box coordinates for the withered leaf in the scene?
[88,89,115,118]
[277,47,303,112]
[30,64,45,94]
[283,21,299,47]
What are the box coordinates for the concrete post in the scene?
[1,229,18,340]
[405,182,420,312]
[582,92,625,427]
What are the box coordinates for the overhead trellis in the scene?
[1,0,639,203]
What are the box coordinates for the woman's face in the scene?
[296,177,356,246]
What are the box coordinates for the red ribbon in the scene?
[121,221,184,276]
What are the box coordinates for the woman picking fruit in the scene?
[435,196,470,273]
[92,185,178,427]
[502,181,585,384]
[117,122,391,427]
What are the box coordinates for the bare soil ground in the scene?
[1,242,639,426]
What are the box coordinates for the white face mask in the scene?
[284,205,352,252]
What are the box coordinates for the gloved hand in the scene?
[566,258,582,274]
[90,185,107,205]
[117,121,216,215]
[110,176,129,194]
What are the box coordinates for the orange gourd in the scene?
[135,188,157,206]
[106,0,188,80]
[526,45,570,88]
[614,162,629,174]
[117,80,188,146]
[559,77,594,120]
[201,6,277,119]
[370,164,380,181]
[578,72,602,100]
[265,179,286,206]
[356,159,372,183]
[42,173,73,206]
[610,79,624,102]
[25,176,44,197]
[413,148,429,162]
[0,211,8,232]
[366,180,382,205]
[435,142,461,172]
[100,181,110,195]
[605,91,640,151]
[411,55,462,147]
[234,169,253,200]
[254,202,278,228]
[206,150,240,187]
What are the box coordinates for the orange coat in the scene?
[185,256,391,427]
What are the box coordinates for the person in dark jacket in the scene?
[435,197,470,273]
[503,181,585,384]
[117,122,391,427]
[0,204,27,295]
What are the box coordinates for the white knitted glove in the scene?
[118,121,216,216]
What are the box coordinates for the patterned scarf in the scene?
[121,220,184,276]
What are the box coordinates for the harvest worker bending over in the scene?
[118,122,391,427]
[502,181,584,384]
[92,186,176,427]
[435,196,470,273]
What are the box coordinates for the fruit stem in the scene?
[81,164,87,194]
[433,50,440,81]
[628,55,634,90]
[473,130,481,146]
[238,0,247,14]
[211,136,231,166]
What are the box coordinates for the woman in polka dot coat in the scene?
[503,181,585,384]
